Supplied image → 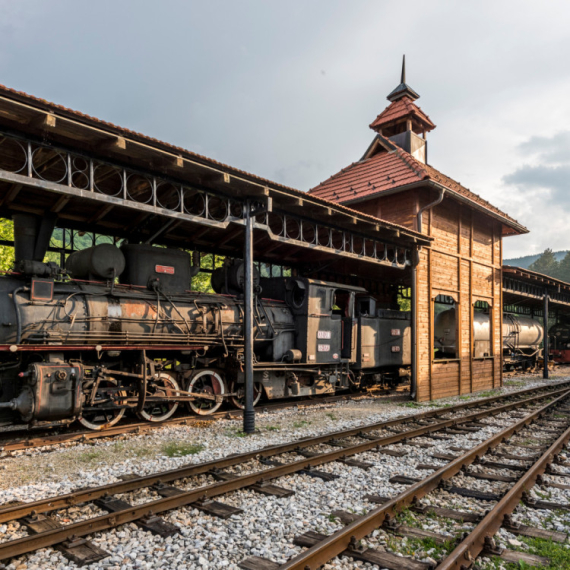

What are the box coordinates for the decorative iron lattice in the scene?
[503,277,570,307]
[0,131,411,269]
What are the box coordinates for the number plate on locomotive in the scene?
[391,329,401,336]
[155,265,175,274]
[391,346,401,352]
[317,344,330,352]
[317,330,332,339]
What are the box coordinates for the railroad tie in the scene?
[482,537,550,567]
[291,530,432,570]
[20,514,109,565]
[94,496,179,536]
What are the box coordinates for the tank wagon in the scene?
[435,308,544,370]
[0,214,411,430]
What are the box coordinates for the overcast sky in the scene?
[1,1,569,259]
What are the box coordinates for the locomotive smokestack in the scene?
[13,213,57,264]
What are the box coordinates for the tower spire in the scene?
[387,55,419,102]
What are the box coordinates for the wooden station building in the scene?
[309,59,528,401]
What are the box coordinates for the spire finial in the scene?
[386,55,419,102]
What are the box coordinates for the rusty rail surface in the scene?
[276,388,570,570]
[0,385,566,563]
[438,416,570,569]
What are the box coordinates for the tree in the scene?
[529,248,559,277]
[557,251,570,283]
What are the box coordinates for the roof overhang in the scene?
[0,85,431,283]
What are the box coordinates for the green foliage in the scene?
[293,420,311,428]
[0,219,14,272]
[161,441,205,457]
[557,251,570,283]
[497,537,570,570]
[398,288,411,312]
[529,248,560,278]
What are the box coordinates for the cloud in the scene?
[517,131,570,164]
[503,164,570,202]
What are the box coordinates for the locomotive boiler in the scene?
[0,214,411,430]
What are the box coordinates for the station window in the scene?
[433,294,458,359]
[473,301,492,358]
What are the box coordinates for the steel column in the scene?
[243,199,255,433]
[542,289,549,380]
[410,247,418,400]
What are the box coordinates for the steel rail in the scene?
[0,385,566,525]
[0,387,566,561]
[437,416,570,568]
[275,388,570,570]
[2,379,567,455]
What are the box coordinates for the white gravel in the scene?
[0,373,568,570]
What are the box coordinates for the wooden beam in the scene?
[51,195,71,213]
[88,204,114,224]
[0,184,22,207]
[29,113,57,130]
[98,136,127,152]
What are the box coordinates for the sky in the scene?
[0,1,569,259]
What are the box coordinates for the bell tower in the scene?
[369,56,435,163]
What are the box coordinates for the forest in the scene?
[526,248,570,282]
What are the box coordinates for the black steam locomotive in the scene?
[0,214,411,430]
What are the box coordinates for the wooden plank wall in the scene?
[353,189,503,402]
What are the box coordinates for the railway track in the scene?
[0,379,562,458]
[262,390,570,570]
[0,381,569,568]
[0,391,378,456]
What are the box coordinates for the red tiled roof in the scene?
[309,137,524,230]
[369,96,435,132]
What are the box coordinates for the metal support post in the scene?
[243,200,255,433]
[542,289,549,380]
[410,248,418,400]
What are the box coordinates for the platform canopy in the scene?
[0,85,430,285]
[503,265,570,315]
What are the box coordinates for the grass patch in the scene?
[386,534,455,561]
[161,442,205,457]
[225,427,248,438]
[326,412,338,420]
[504,380,525,388]
[77,450,103,462]
[265,425,280,432]
[132,446,153,458]
[400,401,423,408]
[477,390,500,399]
[497,536,570,569]
[293,420,311,428]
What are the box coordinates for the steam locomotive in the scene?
[0,214,411,430]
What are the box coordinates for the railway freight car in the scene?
[435,308,544,370]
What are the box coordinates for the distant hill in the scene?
[504,250,569,268]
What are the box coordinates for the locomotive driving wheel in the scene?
[229,380,263,409]
[78,383,128,431]
[137,373,180,423]
[186,370,226,415]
